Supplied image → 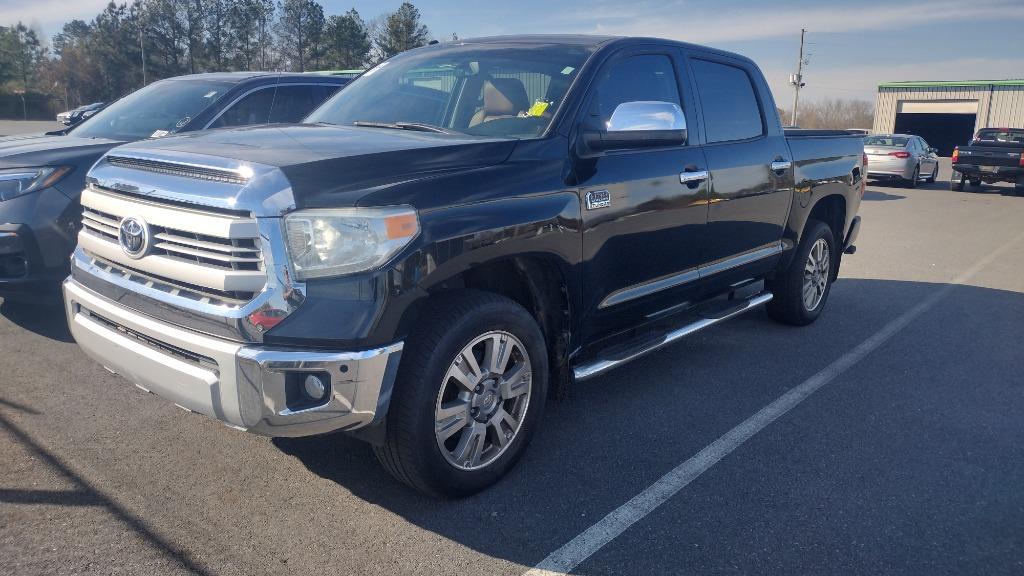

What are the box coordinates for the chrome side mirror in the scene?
[580,101,687,154]
[607,101,686,132]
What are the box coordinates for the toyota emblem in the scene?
[118,216,150,259]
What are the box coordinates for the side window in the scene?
[269,85,328,123]
[210,87,275,128]
[690,59,764,143]
[591,54,684,130]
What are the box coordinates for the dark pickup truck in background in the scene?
[0,72,347,299]
[62,35,864,497]
[951,128,1024,193]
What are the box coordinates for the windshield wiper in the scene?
[352,120,458,135]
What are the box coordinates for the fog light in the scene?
[304,374,326,400]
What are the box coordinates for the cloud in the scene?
[0,0,112,35]
[565,0,1024,43]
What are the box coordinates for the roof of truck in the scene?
[162,71,345,83]
[429,34,753,64]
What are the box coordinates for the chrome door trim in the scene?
[698,242,783,278]
[598,242,783,308]
[600,268,700,309]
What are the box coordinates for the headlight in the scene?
[284,206,419,279]
[0,166,73,201]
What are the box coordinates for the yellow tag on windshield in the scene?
[527,100,550,117]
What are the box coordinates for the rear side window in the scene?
[210,87,275,128]
[691,59,764,143]
[592,54,683,128]
[270,85,334,123]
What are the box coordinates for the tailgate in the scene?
[957,146,1022,168]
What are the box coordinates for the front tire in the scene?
[374,291,548,498]
[767,220,836,326]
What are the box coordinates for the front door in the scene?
[577,50,709,345]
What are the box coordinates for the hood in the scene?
[0,133,123,169]
[116,123,518,208]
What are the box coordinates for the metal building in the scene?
[872,80,1024,155]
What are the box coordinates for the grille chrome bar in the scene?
[80,187,266,298]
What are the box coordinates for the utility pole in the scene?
[790,28,807,126]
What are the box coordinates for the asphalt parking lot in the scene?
[1,160,1022,575]
[0,120,63,137]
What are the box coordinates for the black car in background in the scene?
[56,102,106,126]
[0,72,348,300]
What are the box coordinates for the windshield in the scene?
[975,129,1024,143]
[306,43,593,139]
[70,79,231,141]
[864,135,909,147]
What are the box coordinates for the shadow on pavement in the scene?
[273,278,1024,570]
[863,190,906,201]
[0,296,73,343]
[0,412,215,575]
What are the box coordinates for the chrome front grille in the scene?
[79,186,266,301]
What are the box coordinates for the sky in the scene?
[3,0,1023,104]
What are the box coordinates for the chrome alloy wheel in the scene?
[434,331,532,470]
[802,238,831,311]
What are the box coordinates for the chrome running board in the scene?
[572,291,774,382]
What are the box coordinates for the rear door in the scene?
[577,48,709,344]
[686,54,792,290]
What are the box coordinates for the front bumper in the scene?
[63,278,403,437]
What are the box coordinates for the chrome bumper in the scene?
[63,278,402,437]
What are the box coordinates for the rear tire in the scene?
[951,171,965,191]
[905,165,919,188]
[374,291,548,498]
[767,220,836,326]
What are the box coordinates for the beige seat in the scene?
[469,78,530,127]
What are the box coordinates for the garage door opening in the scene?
[894,113,976,156]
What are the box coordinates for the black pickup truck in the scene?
[63,35,864,497]
[951,128,1024,192]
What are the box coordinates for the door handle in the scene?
[679,169,709,189]
[771,159,792,173]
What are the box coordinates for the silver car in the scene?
[864,134,940,187]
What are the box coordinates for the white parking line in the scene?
[524,231,1024,576]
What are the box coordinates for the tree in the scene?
[276,0,325,72]
[88,3,143,99]
[779,98,874,130]
[372,2,429,61]
[142,0,186,77]
[226,0,274,70]
[324,8,370,69]
[182,0,205,73]
[0,23,46,90]
[205,0,228,70]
